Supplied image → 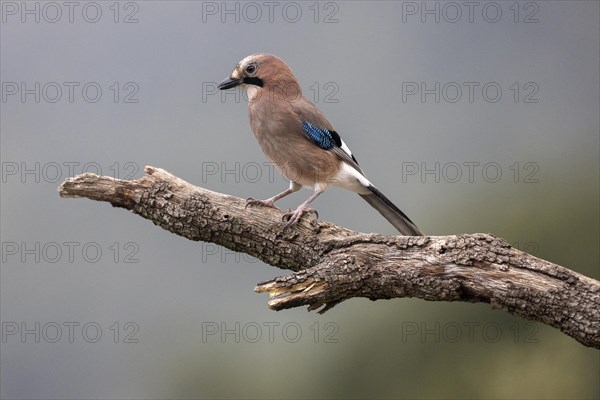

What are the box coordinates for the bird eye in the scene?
[245,64,257,75]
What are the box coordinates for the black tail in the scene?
[359,185,423,236]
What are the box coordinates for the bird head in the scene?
[217,53,301,100]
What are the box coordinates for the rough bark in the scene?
[57,166,600,348]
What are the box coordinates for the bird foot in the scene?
[245,197,280,210]
[282,207,319,228]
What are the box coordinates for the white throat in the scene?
[246,85,261,101]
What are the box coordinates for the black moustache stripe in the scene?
[243,77,264,87]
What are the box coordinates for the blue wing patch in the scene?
[302,121,335,150]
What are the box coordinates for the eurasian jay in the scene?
[217,53,423,236]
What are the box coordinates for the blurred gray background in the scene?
[1,1,598,399]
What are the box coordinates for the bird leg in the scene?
[282,187,324,228]
[246,181,301,210]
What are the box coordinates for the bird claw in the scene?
[245,197,279,210]
[281,207,318,228]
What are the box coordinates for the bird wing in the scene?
[293,100,365,175]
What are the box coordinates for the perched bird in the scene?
[217,53,423,236]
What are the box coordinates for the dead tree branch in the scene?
[58,166,600,348]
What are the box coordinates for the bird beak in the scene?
[218,76,243,90]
